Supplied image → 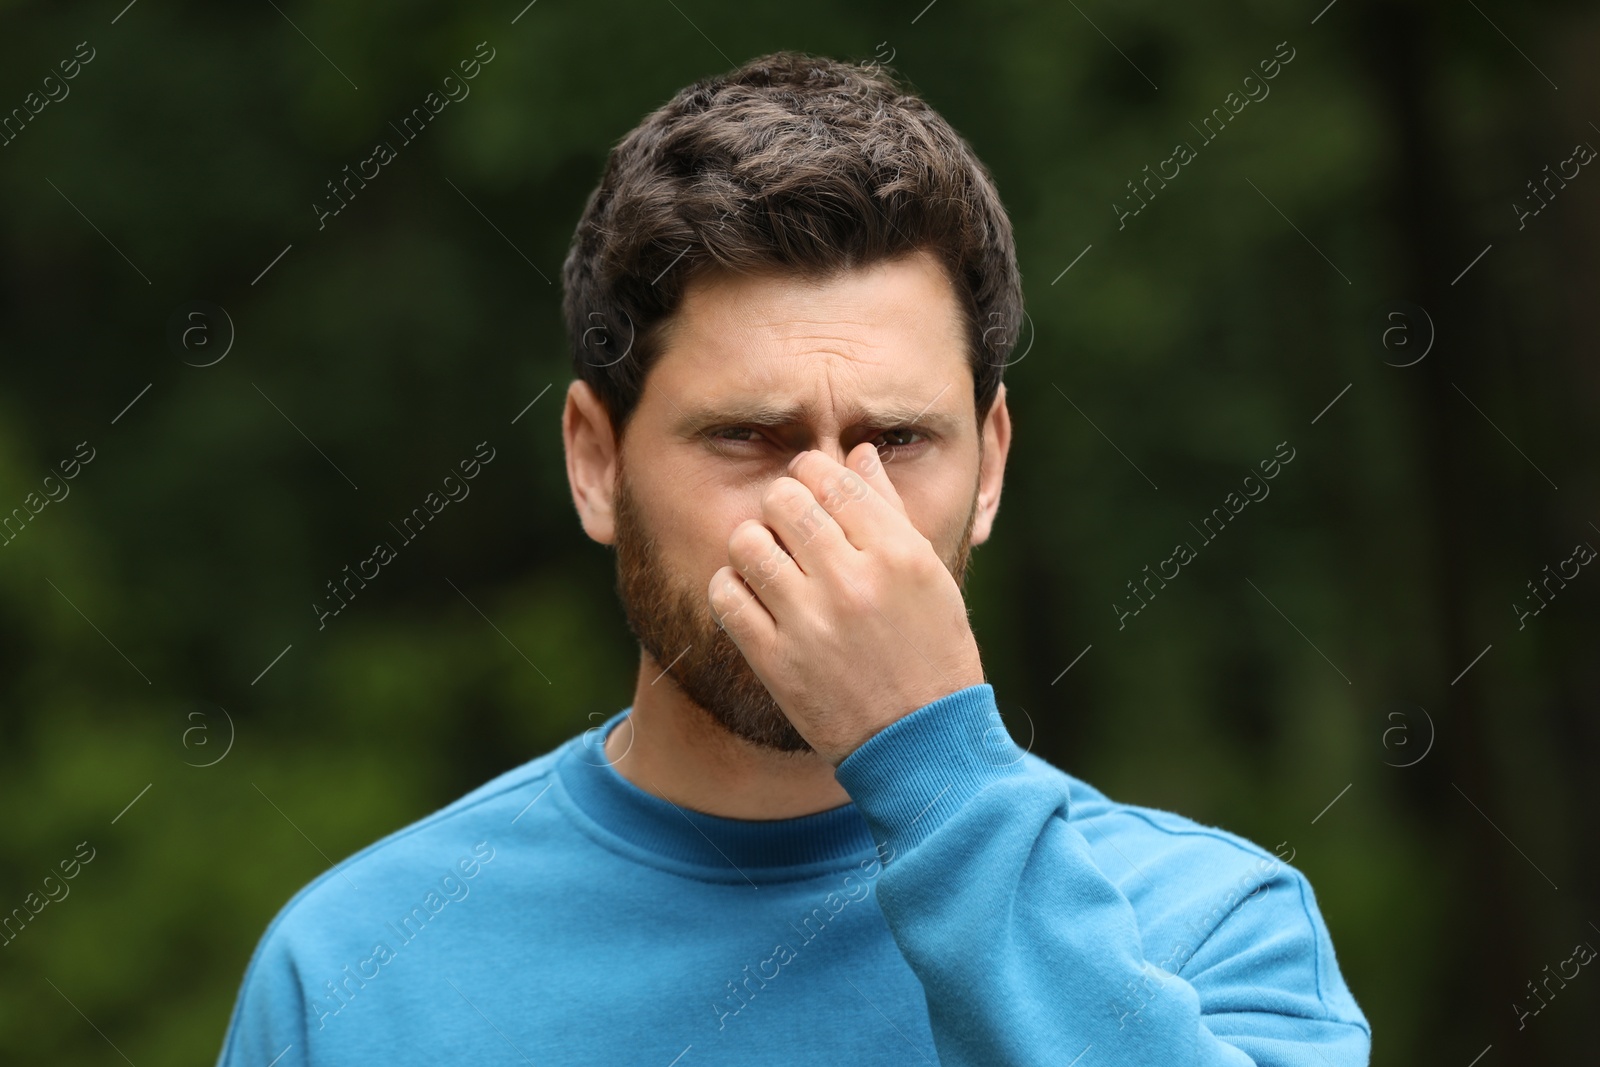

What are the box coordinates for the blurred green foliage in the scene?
[1,0,1596,1062]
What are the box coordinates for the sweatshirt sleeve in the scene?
[832,683,1372,1067]
[214,925,310,1067]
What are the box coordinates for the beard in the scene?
[612,455,979,755]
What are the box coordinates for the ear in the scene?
[562,379,619,545]
[970,382,1011,547]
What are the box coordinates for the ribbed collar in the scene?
[552,708,884,882]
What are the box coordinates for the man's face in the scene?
[608,249,994,754]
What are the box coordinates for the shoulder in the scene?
[1020,752,1291,890]
[245,744,566,963]
[1020,754,1368,1030]
[215,744,573,1062]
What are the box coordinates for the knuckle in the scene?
[816,471,867,510]
[890,540,935,577]
[761,477,806,513]
[788,502,829,545]
[727,521,768,559]
[730,536,787,587]
[709,577,741,619]
[709,568,743,606]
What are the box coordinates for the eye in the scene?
[872,428,925,453]
[704,426,927,455]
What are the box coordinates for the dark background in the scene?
[2,0,1596,1062]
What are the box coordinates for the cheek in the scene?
[896,465,952,522]
[921,471,982,553]
[706,501,758,571]
[672,495,751,596]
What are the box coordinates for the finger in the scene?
[868,435,911,481]
[726,517,803,613]
[847,441,910,516]
[759,474,852,576]
[787,446,908,553]
[708,565,774,642]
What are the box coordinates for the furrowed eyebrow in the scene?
[674,401,965,438]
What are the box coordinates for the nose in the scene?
[786,442,864,475]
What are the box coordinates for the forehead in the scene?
[647,249,972,411]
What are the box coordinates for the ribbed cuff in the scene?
[833,683,1030,858]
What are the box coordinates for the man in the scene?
[217,50,1371,1065]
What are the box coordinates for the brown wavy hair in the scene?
[560,49,1024,442]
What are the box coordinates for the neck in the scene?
[603,651,853,819]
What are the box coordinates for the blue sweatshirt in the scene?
[216,683,1371,1065]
